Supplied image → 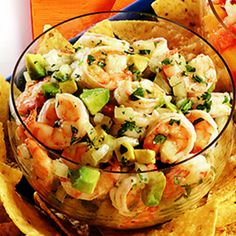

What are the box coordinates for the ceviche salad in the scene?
[12,18,234,228]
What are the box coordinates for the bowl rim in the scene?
[208,0,236,38]
[10,10,236,173]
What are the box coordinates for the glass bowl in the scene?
[202,0,236,86]
[8,11,235,229]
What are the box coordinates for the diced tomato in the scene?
[102,103,115,117]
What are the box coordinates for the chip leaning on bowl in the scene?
[8,12,235,229]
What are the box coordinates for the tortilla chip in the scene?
[37,24,75,55]
[147,201,218,236]
[0,171,60,236]
[216,195,236,228]
[88,19,114,37]
[151,0,201,29]
[0,76,10,128]
[0,221,21,236]
[207,164,236,203]
[0,163,22,186]
[0,123,6,163]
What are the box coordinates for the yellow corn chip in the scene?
[0,173,60,236]
[0,123,6,163]
[148,201,218,236]
[0,75,10,128]
[37,24,75,55]
[88,19,114,37]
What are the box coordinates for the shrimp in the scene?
[16,79,47,115]
[186,110,218,153]
[163,154,211,200]
[72,46,132,90]
[185,54,217,93]
[143,113,196,163]
[26,93,89,150]
[60,164,120,201]
[114,79,167,114]
[189,92,231,118]
[25,138,54,186]
[77,32,130,50]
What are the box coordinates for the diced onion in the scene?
[52,159,69,178]
[91,144,110,164]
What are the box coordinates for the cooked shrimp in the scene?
[26,93,89,150]
[25,138,53,185]
[143,113,196,163]
[163,154,211,200]
[114,79,167,114]
[186,110,218,153]
[78,32,130,50]
[16,80,47,115]
[185,54,217,93]
[37,98,58,126]
[72,46,132,90]
[189,92,231,118]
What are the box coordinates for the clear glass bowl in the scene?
[202,0,236,86]
[8,11,235,229]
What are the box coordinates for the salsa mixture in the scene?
[15,30,232,219]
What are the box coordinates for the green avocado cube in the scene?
[25,53,47,80]
[41,82,61,98]
[80,88,110,115]
[142,172,166,207]
[72,166,100,194]
[59,79,78,94]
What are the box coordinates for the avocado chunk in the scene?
[127,54,149,73]
[115,142,135,166]
[80,88,110,115]
[71,166,100,194]
[59,79,78,94]
[25,53,47,80]
[41,82,61,98]
[134,149,156,164]
[142,172,166,207]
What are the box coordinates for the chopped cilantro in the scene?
[118,121,136,137]
[222,95,229,104]
[120,156,129,166]
[101,124,110,133]
[139,49,151,55]
[97,61,106,68]
[178,99,194,113]
[201,92,211,101]
[196,100,212,112]
[192,74,206,83]
[87,55,95,65]
[185,64,196,72]
[161,58,172,65]
[169,119,180,126]
[70,136,80,145]
[153,134,167,144]
[75,46,82,52]
[71,126,78,134]
[193,117,204,125]
[129,87,145,101]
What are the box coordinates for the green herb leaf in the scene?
[185,64,196,72]
[71,126,78,134]
[87,55,95,65]
[222,95,229,104]
[139,49,151,55]
[169,119,181,126]
[161,58,172,65]
[153,134,167,144]
[196,100,212,113]
[97,61,106,68]
[178,99,194,113]
[129,87,145,101]
[174,175,180,185]
[201,92,211,101]
[193,117,204,125]
[118,121,136,137]
[192,75,206,83]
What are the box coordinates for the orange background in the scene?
[30,0,135,38]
